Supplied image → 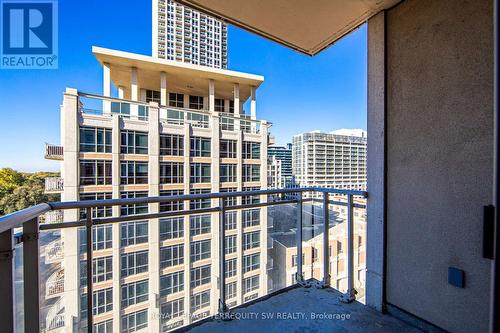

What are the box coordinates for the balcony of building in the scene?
[43,298,65,332]
[44,144,63,160]
[44,177,64,193]
[46,268,65,299]
[44,238,64,264]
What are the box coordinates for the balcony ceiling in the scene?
[176,0,401,55]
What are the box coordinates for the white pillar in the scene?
[131,67,139,119]
[160,72,167,106]
[118,86,125,99]
[209,79,215,113]
[233,83,240,115]
[103,62,111,114]
[250,86,256,120]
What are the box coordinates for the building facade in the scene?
[44,47,269,332]
[292,130,367,195]
[267,144,293,189]
[152,0,228,68]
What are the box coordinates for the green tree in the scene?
[0,168,25,199]
[0,184,48,215]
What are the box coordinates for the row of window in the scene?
[80,127,261,158]
[81,160,261,185]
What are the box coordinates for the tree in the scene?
[0,184,48,215]
[0,168,25,199]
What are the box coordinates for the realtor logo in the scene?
[1,0,58,69]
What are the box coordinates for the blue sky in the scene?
[0,0,367,172]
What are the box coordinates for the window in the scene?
[243,209,260,228]
[244,275,260,294]
[189,95,204,109]
[122,309,148,333]
[146,90,161,103]
[160,134,184,155]
[187,112,209,128]
[190,264,211,288]
[292,253,305,267]
[121,130,148,154]
[220,164,237,182]
[191,239,211,262]
[242,187,260,204]
[220,139,237,158]
[220,116,234,131]
[121,191,148,216]
[243,231,260,250]
[242,142,260,159]
[225,235,236,254]
[121,221,148,246]
[111,102,130,118]
[190,214,211,235]
[160,244,184,268]
[190,163,211,183]
[225,282,237,300]
[121,250,148,278]
[160,162,184,183]
[190,137,211,157]
[79,256,112,286]
[160,216,184,240]
[190,188,210,209]
[169,93,184,107]
[79,225,112,253]
[191,290,210,311]
[243,253,260,273]
[225,211,237,230]
[220,187,237,207]
[121,280,149,307]
[80,127,112,153]
[242,164,260,182]
[160,271,184,297]
[80,160,112,185]
[229,100,234,113]
[215,98,224,112]
[312,247,318,262]
[94,319,113,333]
[79,192,112,219]
[159,190,184,212]
[225,258,237,278]
[161,298,184,322]
[80,288,113,318]
[121,161,148,184]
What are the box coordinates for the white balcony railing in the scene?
[44,144,63,160]
[46,269,64,299]
[43,210,63,224]
[45,177,64,193]
[45,239,64,264]
[45,298,65,331]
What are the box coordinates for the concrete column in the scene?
[366,10,385,312]
[250,86,256,120]
[61,88,80,331]
[131,67,139,119]
[148,102,160,332]
[210,114,221,313]
[118,86,125,99]
[112,114,121,216]
[259,121,269,296]
[111,113,121,331]
[209,79,215,113]
[140,88,147,103]
[103,62,111,114]
[233,84,240,116]
[224,99,230,113]
[183,123,191,324]
[160,72,167,106]
[236,130,243,305]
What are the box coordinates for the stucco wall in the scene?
[385,0,492,331]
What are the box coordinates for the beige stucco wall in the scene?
[385,0,492,331]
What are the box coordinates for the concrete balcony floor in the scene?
[189,287,421,333]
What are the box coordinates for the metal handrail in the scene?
[0,186,367,333]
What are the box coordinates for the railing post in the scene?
[340,194,357,303]
[86,208,93,332]
[0,229,14,332]
[317,191,330,288]
[218,198,229,319]
[23,217,40,333]
[295,192,307,285]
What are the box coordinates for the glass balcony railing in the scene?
[0,187,366,333]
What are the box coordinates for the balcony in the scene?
[0,187,376,332]
[44,239,64,264]
[43,210,63,224]
[46,269,64,299]
[44,143,63,160]
[44,177,63,193]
